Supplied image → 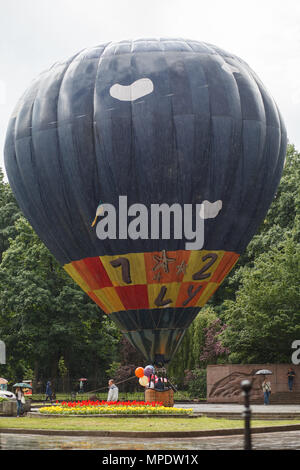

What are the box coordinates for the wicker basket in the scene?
[145,388,174,407]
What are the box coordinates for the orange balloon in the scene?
[135,367,144,378]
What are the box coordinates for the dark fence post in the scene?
[241,379,252,450]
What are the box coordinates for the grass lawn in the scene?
[1,416,300,432]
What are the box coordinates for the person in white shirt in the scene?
[107,379,118,402]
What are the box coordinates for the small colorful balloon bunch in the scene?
[135,365,155,387]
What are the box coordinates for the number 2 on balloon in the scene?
[192,253,218,281]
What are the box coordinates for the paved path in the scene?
[1,430,300,450]
[176,402,300,417]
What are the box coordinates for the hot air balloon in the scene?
[4,39,287,368]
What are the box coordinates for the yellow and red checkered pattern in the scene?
[64,249,239,314]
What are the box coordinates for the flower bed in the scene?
[39,400,192,416]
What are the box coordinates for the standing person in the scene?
[262,376,271,405]
[45,380,52,402]
[107,379,119,402]
[155,377,164,390]
[15,387,24,417]
[287,368,296,391]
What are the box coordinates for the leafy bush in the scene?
[184,369,207,399]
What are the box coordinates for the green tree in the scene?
[221,236,300,363]
[168,306,218,384]
[58,356,68,392]
[0,217,120,386]
[0,168,21,260]
[190,306,218,368]
[218,144,300,363]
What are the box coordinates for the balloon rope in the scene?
[74,372,177,396]
[83,375,137,395]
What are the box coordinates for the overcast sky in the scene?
[1,0,300,177]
